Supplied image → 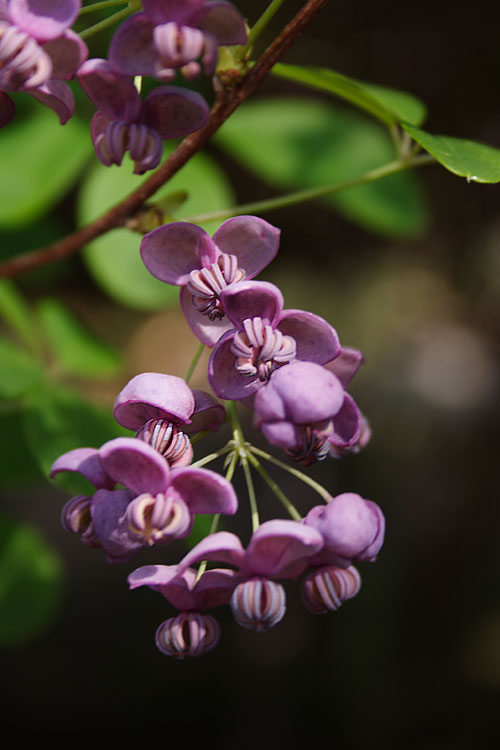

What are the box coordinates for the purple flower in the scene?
[77,59,209,174]
[51,437,238,563]
[207,280,341,400]
[140,217,281,347]
[128,564,240,657]
[301,565,361,614]
[0,0,87,128]
[303,493,385,569]
[177,520,324,630]
[109,0,247,82]
[253,360,362,464]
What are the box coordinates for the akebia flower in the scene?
[303,493,385,569]
[301,565,361,614]
[177,521,324,631]
[51,437,238,563]
[208,280,341,400]
[0,0,87,129]
[128,565,240,658]
[140,217,280,346]
[109,0,247,82]
[253,360,362,464]
[77,59,209,174]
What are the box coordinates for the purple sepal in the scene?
[277,309,340,365]
[142,0,205,25]
[143,86,208,138]
[42,30,87,80]
[90,488,143,563]
[50,447,113,490]
[212,216,280,278]
[99,437,170,496]
[128,564,240,610]
[25,79,74,124]
[113,372,195,430]
[141,222,217,285]
[77,58,142,121]
[9,0,81,42]
[184,390,226,434]
[169,466,238,515]
[195,1,248,45]
[304,493,385,568]
[325,346,364,388]
[328,393,361,448]
[108,13,158,77]
[220,280,283,330]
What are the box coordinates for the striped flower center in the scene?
[155,612,220,659]
[231,317,296,381]
[0,22,52,90]
[135,418,191,466]
[187,253,245,321]
[231,578,286,631]
[94,120,163,175]
[126,492,191,545]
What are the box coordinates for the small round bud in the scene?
[155,612,220,659]
[231,578,286,631]
[301,565,361,614]
[135,418,192,466]
[61,495,100,548]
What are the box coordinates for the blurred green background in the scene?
[1,0,500,747]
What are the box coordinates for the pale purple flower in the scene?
[208,280,341,400]
[140,217,281,347]
[51,437,238,563]
[253,360,362,464]
[77,58,209,174]
[301,565,361,614]
[109,0,247,82]
[0,0,87,128]
[303,493,385,569]
[177,520,324,630]
[128,565,239,658]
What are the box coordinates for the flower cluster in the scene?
[1,0,247,174]
[51,214,385,660]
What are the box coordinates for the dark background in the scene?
[2,1,500,747]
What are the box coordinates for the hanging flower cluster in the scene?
[52,214,385,660]
[0,0,247,174]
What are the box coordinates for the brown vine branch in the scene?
[0,0,330,279]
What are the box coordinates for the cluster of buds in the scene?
[0,0,247,173]
[52,214,386,659]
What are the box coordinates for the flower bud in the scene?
[231,578,286,631]
[61,495,100,548]
[135,418,192,467]
[301,565,361,614]
[155,612,220,659]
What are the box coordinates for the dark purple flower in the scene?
[51,437,238,563]
[77,58,209,174]
[140,217,280,346]
[303,493,385,569]
[109,0,247,82]
[177,520,324,630]
[208,280,341,400]
[253,360,362,464]
[0,0,87,128]
[128,564,239,658]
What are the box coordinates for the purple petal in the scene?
[219,280,283,330]
[184,389,226,433]
[329,393,361,447]
[259,420,300,451]
[113,372,195,430]
[325,346,364,388]
[277,310,341,364]
[25,79,74,124]
[99,437,170,496]
[168,466,238,515]
[128,563,186,590]
[77,58,141,122]
[91,488,142,563]
[42,30,88,80]
[195,1,248,45]
[212,216,280,279]
[142,0,204,25]
[178,531,245,571]
[180,285,234,347]
[193,568,241,610]
[0,92,15,129]
[245,520,324,579]
[50,447,113,490]
[10,0,80,41]
[208,330,264,401]
[108,13,158,77]
[142,86,209,139]
[254,361,345,425]
[141,222,217,285]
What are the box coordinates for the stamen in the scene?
[135,418,192,466]
[187,253,245,321]
[94,120,162,174]
[231,317,296,381]
[0,22,52,90]
[155,612,220,659]
[126,492,191,545]
[286,427,331,466]
[153,22,206,80]
[231,578,286,631]
[301,566,361,614]
[61,495,100,548]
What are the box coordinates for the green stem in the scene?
[185,342,205,383]
[184,154,436,224]
[79,2,138,38]
[246,451,302,520]
[246,0,288,48]
[249,445,332,502]
[79,0,130,14]
[191,443,233,468]
[226,401,260,532]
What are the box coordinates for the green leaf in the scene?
[0,280,38,352]
[0,411,41,485]
[215,97,428,237]
[37,298,121,379]
[0,337,43,400]
[0,108,91,229]
[23,386,128,493]
[79,146,234,311]
[402,123,500,183]
[272,63,427,127]
[0,514,62,646]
